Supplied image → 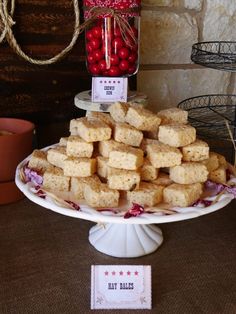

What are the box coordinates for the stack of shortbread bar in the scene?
[27,103,228,208]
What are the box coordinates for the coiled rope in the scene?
[0,0,80,65]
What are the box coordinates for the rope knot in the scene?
[7,15,15,27]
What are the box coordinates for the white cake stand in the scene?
[74,90,148,114]
[15,157,234,258]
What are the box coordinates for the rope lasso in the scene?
[0,0,81,65]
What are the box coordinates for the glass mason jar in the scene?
[83,0,141,77]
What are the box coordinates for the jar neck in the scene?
[83,6,141,19]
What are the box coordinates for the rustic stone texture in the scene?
[138,0,233,115]
[137,69,231,112]
[142,0,175,7]
[184,0,202,10]
[142,0,172,6]
[142,0,202,10]
[231,75,236,94]
[203,1,236,40]
[140,11,198,64]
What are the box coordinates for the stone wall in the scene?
[137,0,236,111]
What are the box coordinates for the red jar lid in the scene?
[83,0,141,18]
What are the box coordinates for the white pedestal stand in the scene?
[74,90,148,114]
[15,157,235,259]
[89,223,163,258]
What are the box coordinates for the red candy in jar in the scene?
[84,0,141,77]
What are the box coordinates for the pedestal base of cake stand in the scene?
[89,223,163,258]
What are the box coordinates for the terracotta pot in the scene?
[0,180,25,205]
[0,118,35,183]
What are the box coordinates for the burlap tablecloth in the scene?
[1,198,236,314]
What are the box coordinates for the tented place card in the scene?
[92,77,128,102]
[91,265,151,310]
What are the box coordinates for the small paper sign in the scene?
[92,77,128,103]
[91,265,152,310]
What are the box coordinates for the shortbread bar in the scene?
[140,159,159,181]
[66,135,93,158]
[114,122,143,147]
[87,111,116,128]
[201,152,219,172]
[158,124,196,147]
[98,139,128,158]
[73,117,112,142]
[140,138,159,153]
[146,142,182,168]
[127,182,164,207]
[182,139,209,162]
[125,106,161,131]
[70,175,101,199]
[63,157,96,177]
[96,156,109,178]
[58,137,68,146]
[108,146,143,170]
[28,149,51,172]
[47,146,68,169]
[69,119,79,135]
[107,168,140,191]
[43,166,70,192]
[109,102,130,122]
[214,152,227,167]
[169,162,208,184]
[157,107,188,124]
[84,183,120,207]
[151,172,173,186]
[163,182,203,207]
[209,166,227,184]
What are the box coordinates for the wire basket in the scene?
[178,94,236,142]
[191,42,236,71]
